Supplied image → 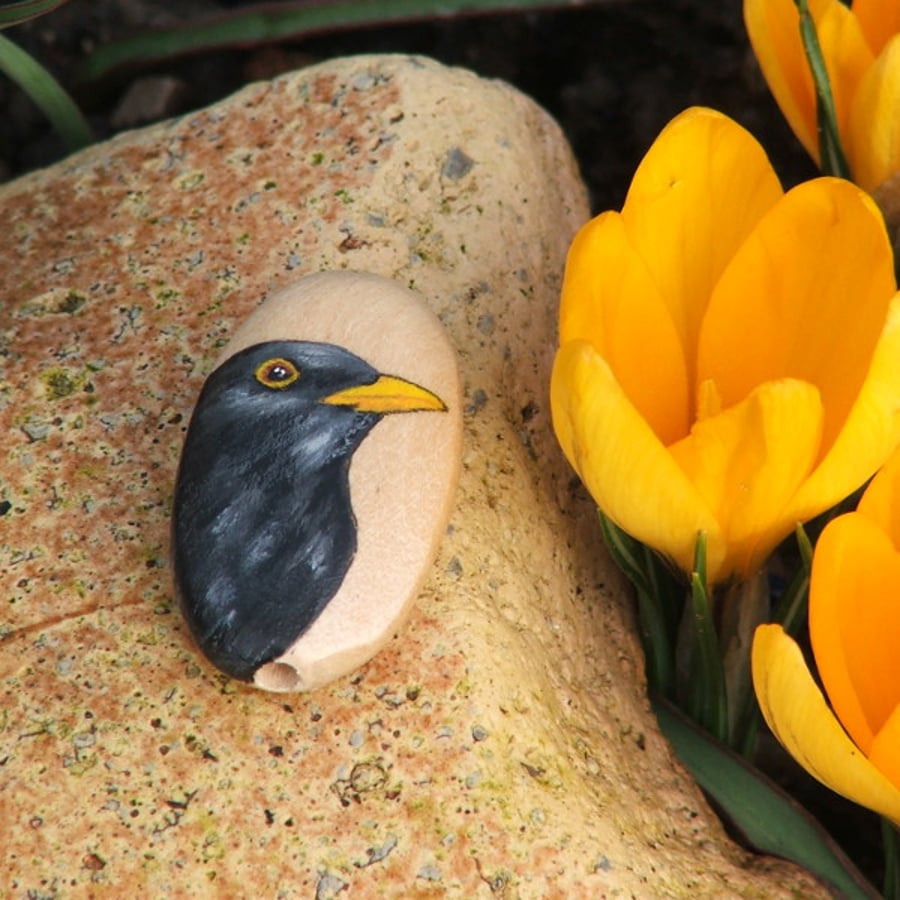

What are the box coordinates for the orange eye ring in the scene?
[255,357,300,389]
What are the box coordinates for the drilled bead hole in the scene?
[254,661,303,692]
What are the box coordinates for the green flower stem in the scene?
[719,571,769,753]
[0,32,92,150]
[793,0,852,179]
[884,819,900,900]
[686,533,729,743]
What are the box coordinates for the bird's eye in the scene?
[255,357,300,389]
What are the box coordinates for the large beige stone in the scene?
[0,55,826,896]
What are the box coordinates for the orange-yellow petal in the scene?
[752,623,900,823]
[698,178,896,450]
[853,0,900,56]
[869,705,900,790]
[789,293,900,522]
[550,339,723,577]
[815,0,876,135]
[619,107,782,381]
[857,440,900,547]
[668,379,823,580]
[559,211,690,445]
[745,0,824,158]
[809,512,900,753]
[744,0,873,164]
[848,34,900,191]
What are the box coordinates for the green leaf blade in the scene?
[79,0,588,82]
[654,697,880,900]
[685,533,729,743]
[793,0,851,179]
[0,0,70,29]
[0,32,92,150]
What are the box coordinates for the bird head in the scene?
[208,340,445,412]
[189,340,447,465]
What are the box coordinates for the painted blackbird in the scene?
[172,340,446,681]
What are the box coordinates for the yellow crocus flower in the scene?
[551,106,900,586]
[745,0,900,191]
[753,447,900,823]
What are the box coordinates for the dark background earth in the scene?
[1,0,820,211]
[0,0,881,890]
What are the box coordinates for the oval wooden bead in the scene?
[172,271,462,692]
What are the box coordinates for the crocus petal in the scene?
[550,339,723,577]
[619,107,782,379]
[869,705,900,790]
[752,624,900,823]
[744,0,824,158]
[668,379,823,580]
[853,0,900,56]
[789,293,900,522]
[815,1,876,135]
[809,512,900,753]
[744,0,873,164]
[848,34,900,192]
[559,211,690,445]
[699,178,897,450]
[857,439,900,547]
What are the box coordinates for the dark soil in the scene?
[1,0,819,210]
[0,0,879,891]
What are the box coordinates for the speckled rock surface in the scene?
[0,55,826,897]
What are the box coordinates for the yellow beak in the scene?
[323,374,447,414]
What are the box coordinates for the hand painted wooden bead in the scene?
[172,271,461,692]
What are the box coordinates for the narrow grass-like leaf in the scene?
[685,533,729,743]
[80,0,588,81]
[598,512,651,597]
[599,513,679,698]
[772,524,811,638]
[634,584,675,698]
[793,0,851,179]
[795,520,813,568]
[654,696,880,900]
[643,543,683,641]
[0,0,69,28]
[641,543,685,699]
[0,32,92,150]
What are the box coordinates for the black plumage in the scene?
[172,340,445,681]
